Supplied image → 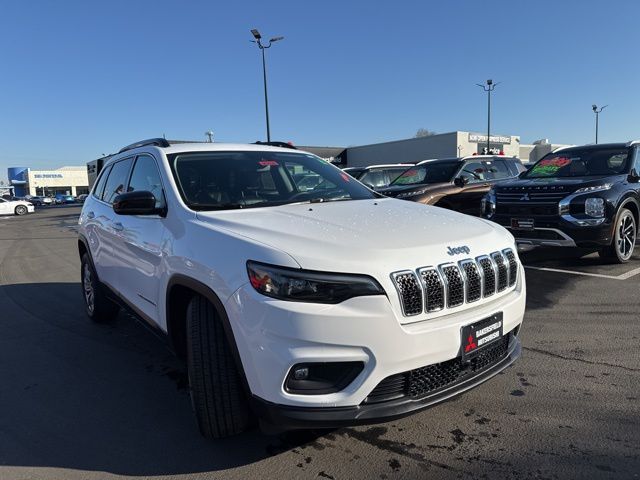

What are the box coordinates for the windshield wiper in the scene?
[189,203,248,211]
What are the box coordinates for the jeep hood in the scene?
[196,198,513,273]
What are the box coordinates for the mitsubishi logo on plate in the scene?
[520,193,530,201]
[447,245,471,256]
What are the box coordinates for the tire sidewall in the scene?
[15,205,27,215]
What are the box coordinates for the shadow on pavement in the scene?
[0,282,325,476]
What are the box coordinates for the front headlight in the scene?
[246,261,385,303]
[396,188,428,199]
[585,197,605,217]
[574,184,612,194]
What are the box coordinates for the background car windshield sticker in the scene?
[395,169,420,184]
[259,160,279,167]
[530,157,572,176]
[340,172,351,182]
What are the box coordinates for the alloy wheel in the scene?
[616,213,636,261]
[83,263,95,314]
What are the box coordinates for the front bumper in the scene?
[224,265,526,415]
[27,205,35,213]
[489,215,613,248]
[252,334,521,429]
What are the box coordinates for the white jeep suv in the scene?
[78,138,526,438]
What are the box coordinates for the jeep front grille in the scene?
[391,249,518,317]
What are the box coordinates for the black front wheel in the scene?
[80,253,119,322]
[186,294,253,438]
[599,208,636,263]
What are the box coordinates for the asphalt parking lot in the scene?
[0,207,638,480]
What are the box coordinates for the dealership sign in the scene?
[34,173,64,179]
[468,133,512,144]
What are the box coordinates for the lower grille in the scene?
[363,335,511,404]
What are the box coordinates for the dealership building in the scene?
[8,166,89,197]
[338,131,571,167]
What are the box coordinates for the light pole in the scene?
[592,104,607,144]
[251,29,284,143]
[205,130,214,143]
[476,79,499,154]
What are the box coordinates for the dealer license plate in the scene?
[461,313,503,361]
[511,218,534,230]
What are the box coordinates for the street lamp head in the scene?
[269,36,284,43]
[487,79,493,86]
[592,104,598,112]
[250,29,261,40]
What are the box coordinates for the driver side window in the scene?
[458,162,487,184]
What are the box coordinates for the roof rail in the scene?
[119,138,171,154]
[626,140,640,147]
[254,141,297,150]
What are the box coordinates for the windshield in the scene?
[170,151,377,210]
[525,148,630,178]
[390,161,461,186]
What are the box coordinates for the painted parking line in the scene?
[525,264,640,280]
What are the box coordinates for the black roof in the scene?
[558,142,630,151]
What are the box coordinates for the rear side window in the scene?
[92,165,112,200]
[102,158,133,204]
[128,155,166,209]
[484,160,512,180]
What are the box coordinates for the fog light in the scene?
[293,367,309,380]
[585,197,605,217]
[285,361,364,395]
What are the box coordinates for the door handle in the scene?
[112,222,124,232]
[86,211,95,219]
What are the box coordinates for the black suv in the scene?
[482,142,640,263]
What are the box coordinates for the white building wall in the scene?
[27,166,89,196]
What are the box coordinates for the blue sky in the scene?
[0,0,639,179]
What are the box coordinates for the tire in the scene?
[80,253,119,322]
[186,294,252,438]
[598,208,637,263]
[14,205,27,215]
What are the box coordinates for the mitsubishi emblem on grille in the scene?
[520,193,530,201]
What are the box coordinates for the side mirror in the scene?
[628,168,640,183]
[454,177,469,187]
[113,191,161,215]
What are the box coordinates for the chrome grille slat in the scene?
[418,268,445,312]
[503,249,518,286]
[392,249,519,317]
[459,260,481,303]
[491,252,509,292]
[477,255,496,297]
[391,271,423,316]
[440,264,464,308]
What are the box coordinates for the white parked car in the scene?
[78,138,526,438]
[0,197,34,216]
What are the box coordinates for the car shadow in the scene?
[0,282,327,476]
